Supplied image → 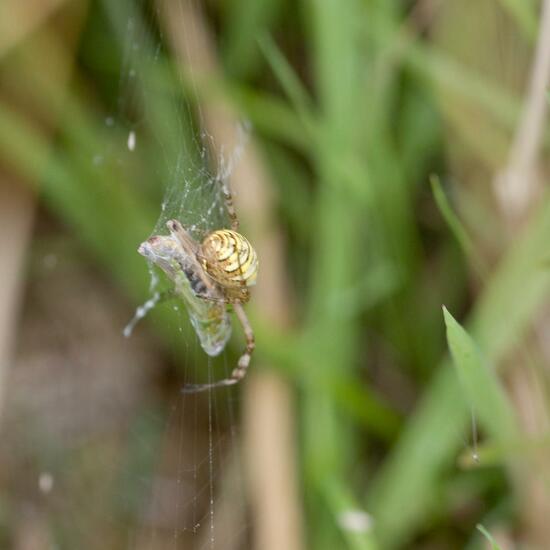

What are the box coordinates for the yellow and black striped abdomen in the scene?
[200,229,258,289]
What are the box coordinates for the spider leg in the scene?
[181,302,255,394]
[232,302,255,374]
[181,181,256,393]
[221,181,240,232]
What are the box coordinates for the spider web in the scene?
[103,1,250,548]
[118,0,249,337]
[155,124,248,241]
[107,0,244,241]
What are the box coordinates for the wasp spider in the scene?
[162,184,258,393]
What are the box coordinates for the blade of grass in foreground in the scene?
[443,306,518,446]
[368,191,550,548]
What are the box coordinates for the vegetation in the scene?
[1,0,549,548]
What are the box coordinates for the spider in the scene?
[138,184,258,393]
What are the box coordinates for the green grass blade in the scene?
[232,86,311,152]
[257,33,316,135]
[430,175,486,278]
[369,191,550,547]
[476,524,503,550]
[443,307,518,444]
[222,0,282,79]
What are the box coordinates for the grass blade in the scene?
[369,191,550,547]
[443,307,518,445]
[476,524,503,550]
[257,33,316,136]
[430,175,486,279]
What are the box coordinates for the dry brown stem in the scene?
[0,181,35,420]
[0,2,88,419]
[492,1,550,545]
[494,0,550,223]
[0,0,69,59]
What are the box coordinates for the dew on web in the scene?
[456,407,482,469]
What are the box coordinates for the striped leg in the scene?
[221,181,239,232]
[181,302,255,393]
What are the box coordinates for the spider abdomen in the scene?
[201,229,258,289]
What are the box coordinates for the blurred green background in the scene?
[1,0,550,549]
